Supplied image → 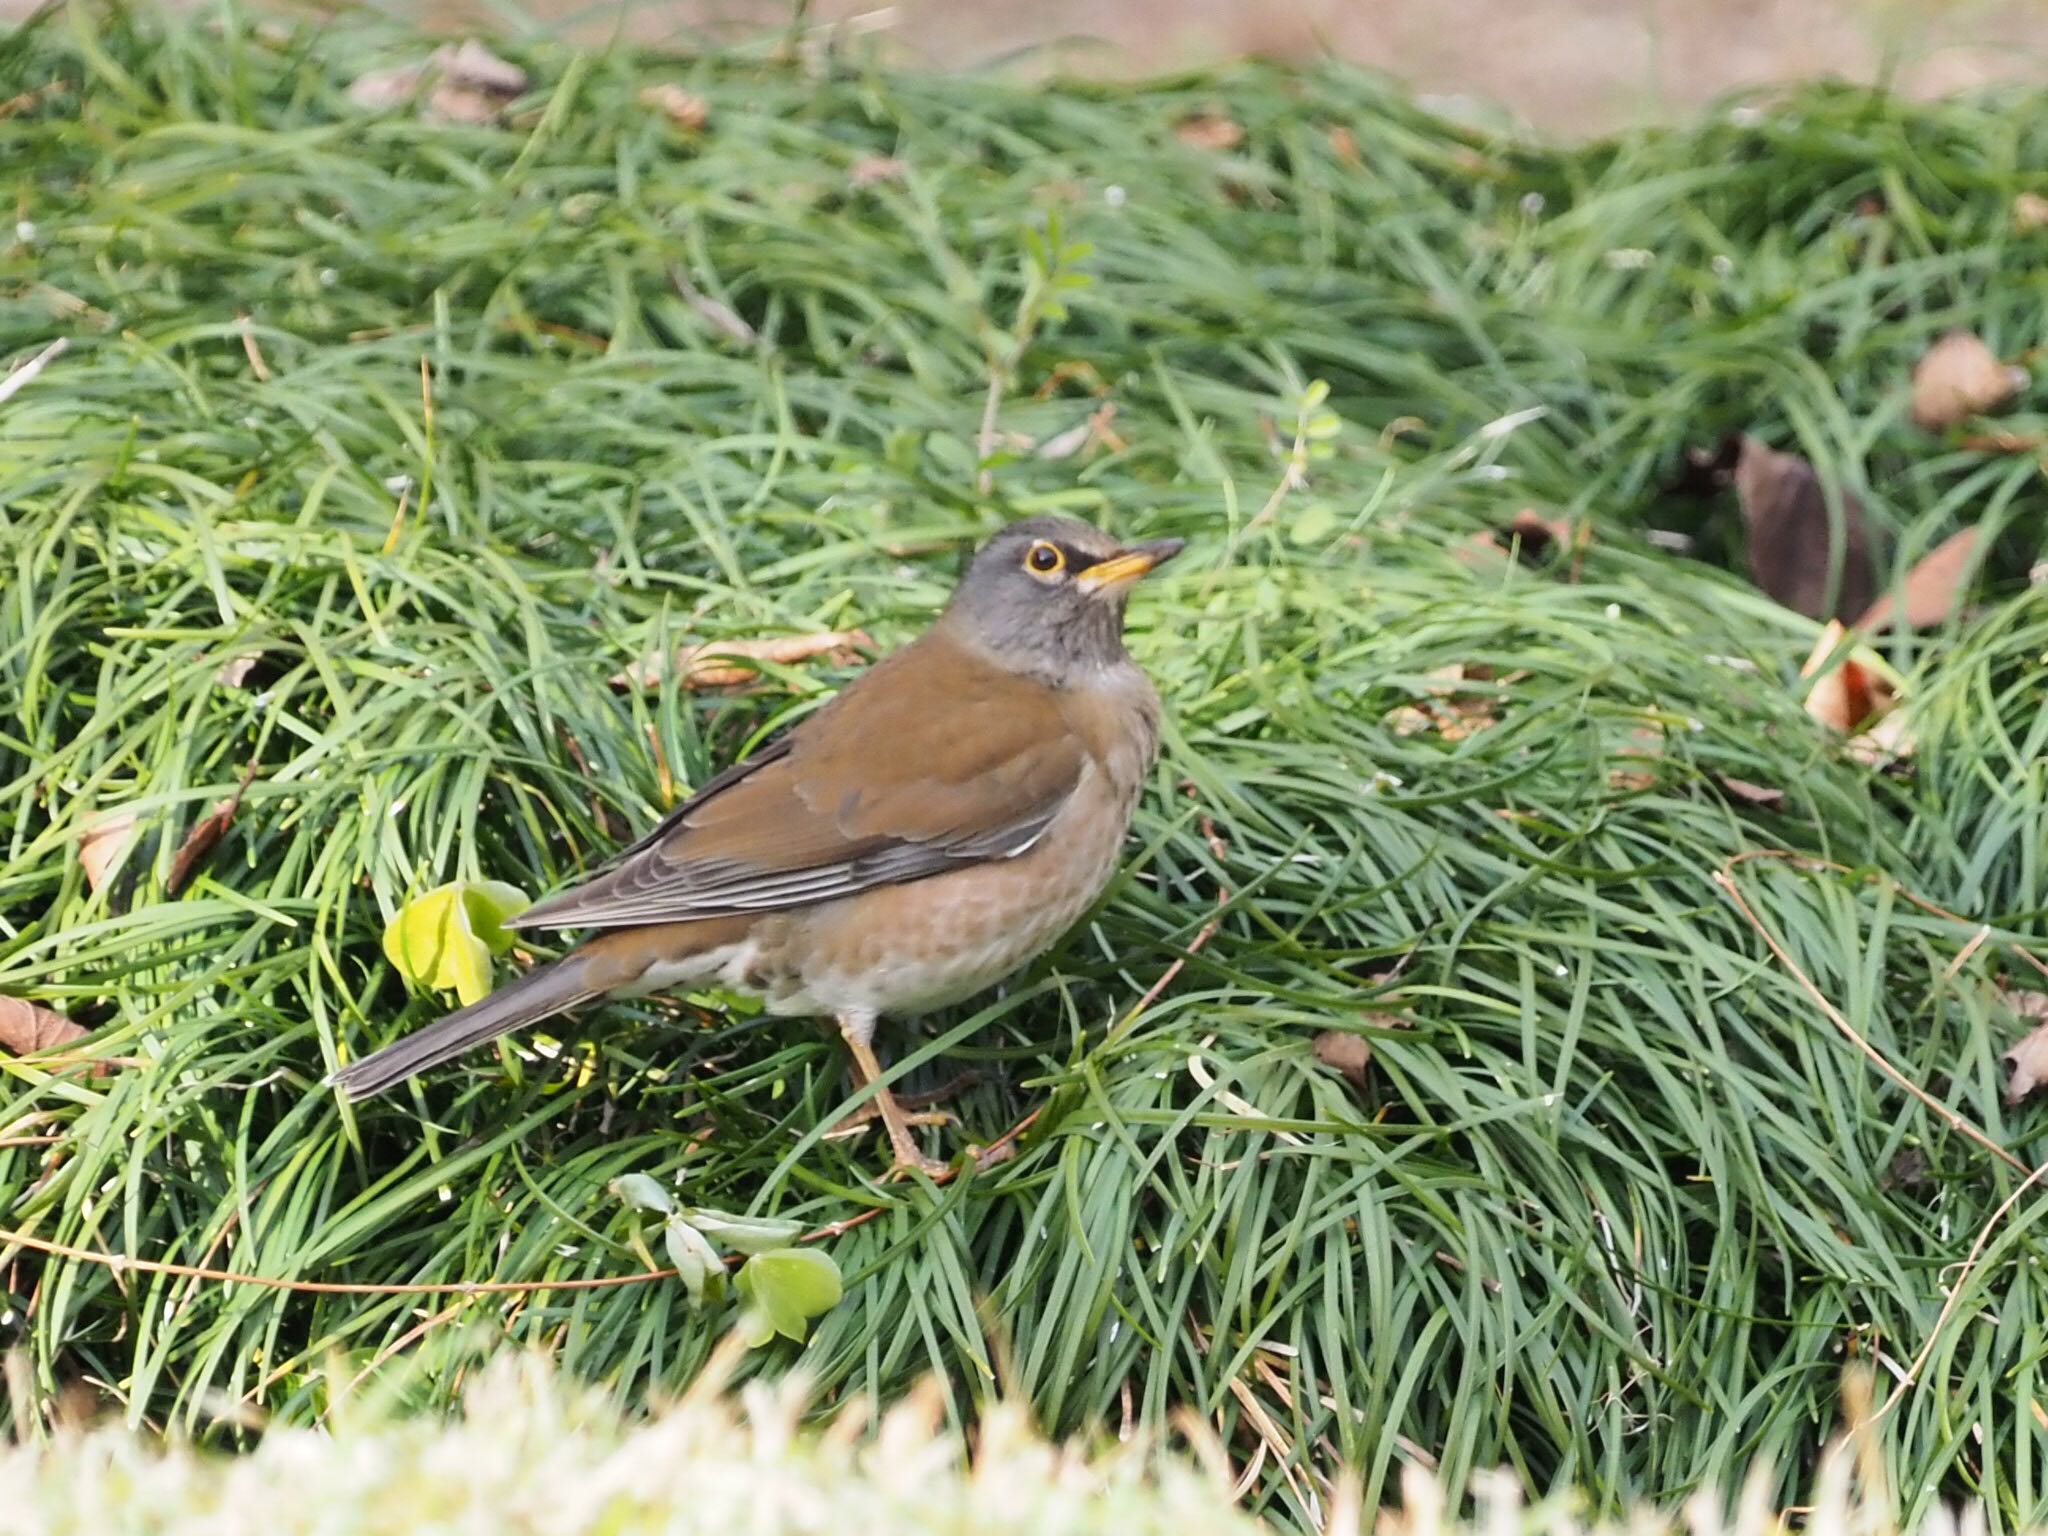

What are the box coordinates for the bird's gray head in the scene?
[940,516,1184,682]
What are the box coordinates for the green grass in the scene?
[4,4,2048,1530]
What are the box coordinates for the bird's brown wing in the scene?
[508,635,1088,931]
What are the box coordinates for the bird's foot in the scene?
[824,1102,956,1139]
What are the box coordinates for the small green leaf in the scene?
[384,881,532,1005]
[609,1173,675,1215]
[1302,378,1331,409]
[664,1217,728,1307]
[734,1247,842,1344]
[687,1209,805,1255]
[462,880,532,954]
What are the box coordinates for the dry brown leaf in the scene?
[349,41,526,123]
[345,61,427,111]
[77,809,140,896]
[426,83,508,126]
[1846,705,1917,766]
[1911,330,2024,431]
[1328,126,1361,166]
[1851,527,1982,632]
[1959,430,2043,454]
[1607,721,1664,792]
[2004,992,2048,1103]
[1483,508,1574,565]
[1174,114,1245,151]
[1313,1030,1374,1091]
[167,764,259,896]
[848,156,907,188]
[640,82,709,129]
[1715,775,1787,809]
[611,630,872,692]
[1384,664,1501,741]
[0,995,89,1056]
[1734,437,1878,622]
[1035,403,1121,461]
[216,652,262,688]
[2016,193,2048,234]
[1800,621,1892,735]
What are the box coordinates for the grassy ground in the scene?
[3,5,2048,1530]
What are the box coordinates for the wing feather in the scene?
[509,635,1086,931]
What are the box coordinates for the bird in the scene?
[328,516,1185,1175]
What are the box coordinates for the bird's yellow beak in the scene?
[1076,538,1186,596]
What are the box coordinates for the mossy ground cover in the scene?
[3,6,2048,1529]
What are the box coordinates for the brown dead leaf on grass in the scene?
[347,41,527,124]
[1800,620,1893,735]
[639,82,709,129]
[1174,113,1245,151]
[2003,991,2048,1104]
[167,764,260,896]
[1851,527,1983,631]
[1911,330,2025,431]
[0,996,90,1057]
[77,809,141,896]
[611,631,872,692]
[1462,507,1578,571]
[1312,1031,1375,1091]
[1714,775,1787,810]
[1328,126,1362,165]
[1385,663,1506,741]
[849,156,907,187]
[2015,193,2048,234]
[1734,437,1878,622]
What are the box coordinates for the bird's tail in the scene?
[327,956,599,1101]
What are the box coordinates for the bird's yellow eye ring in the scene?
[1024,541,1066,577]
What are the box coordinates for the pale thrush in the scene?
[329,516,1183,1174]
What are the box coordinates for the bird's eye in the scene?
[1024,541,1066,577]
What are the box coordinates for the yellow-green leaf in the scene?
[382,880,531,1006]
[734,1247,842,1345]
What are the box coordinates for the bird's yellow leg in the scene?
[837,1014,951,1178]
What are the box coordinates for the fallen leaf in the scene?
[383,880,533,1007]
[1714,775,1787,809]
[1851,527,1982,632]
[1846,704,1917,766]
[1734,437,1879,622]
[216,652,263,688]
[345,61,427,111]
[1484,508,1573,564]
[848,156,907,187]
[2016,192,2048,234]
[1035,403,1121,461]
[0,995,89,1056]
[1800,620,1894,735]
[166,764,259,896]
[640,82,709,129]
[1328,125,1361,165]
[2003,991,2048,1104]
[1313,1030,1374,1091]
[610,630,872,692]
[348,40,526,123]
[433,39,527,95]
[1607,720,1665,792]
[1911,330,2025,431]
[1384,663,1501,741]
[77,809,141,896]
[1175,113,1245,151]
[1958,430,2043,454]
